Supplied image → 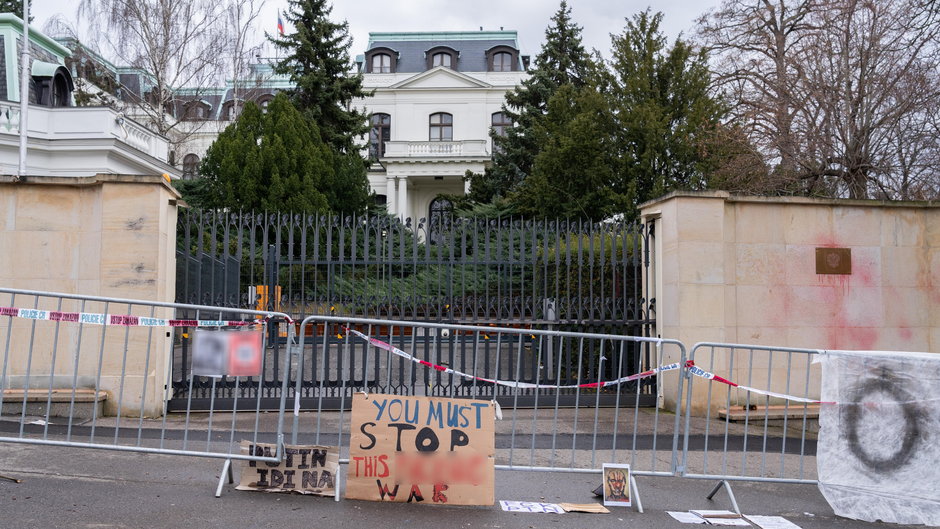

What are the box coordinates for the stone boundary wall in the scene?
[0,174,179,416]
[641,191,940,413]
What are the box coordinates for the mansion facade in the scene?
[164,31,529,222]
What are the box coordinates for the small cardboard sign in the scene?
[345,393,496,505]
[237,441,339,496]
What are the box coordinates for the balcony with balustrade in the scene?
[0,101,177,178]
[381,139,490,162]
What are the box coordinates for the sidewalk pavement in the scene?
[0,411,923,529]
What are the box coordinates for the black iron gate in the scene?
[173,210,656,410]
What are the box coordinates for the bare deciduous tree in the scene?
[698,0,940,200]
[697,0,822,185]
[76,0,228,143]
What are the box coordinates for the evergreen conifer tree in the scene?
[197,93,370,214]
[509,84,624,220]
[607,10,725,212]
[270,0,370,153]
[467,0,594,204]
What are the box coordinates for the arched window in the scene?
[426,47,458,70]
[372,53,392,73]
[257,95,274,113]
[491,112,511,137]
[222,101,242,121]
[182,154,200,180]
[365,47,397,73]
[431,52,452,68]
[491,52,513,72]
[486,45,519,72]
[184,101,210,121]
[370,113,391,159]
[51,73,71,107]
[491,112,512,154]
[429,113,453,142]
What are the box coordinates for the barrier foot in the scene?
[629,474,643,513]
[215,458,234,498]
[334,465,342,502]
[706,480,740,514]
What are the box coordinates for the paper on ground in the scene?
[667,511,707,523]
[690,509,741,518]
[744,515,802,529]
[703,517,752,526]
[817,353,940,526]
[499,501,566,513]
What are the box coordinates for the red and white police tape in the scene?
[343,327,833,404]
[0,306,261,328]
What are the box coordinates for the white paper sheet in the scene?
[703,517,751,526]
[499,501,566,513]
[667,511,707,523]
[744,515,802,529]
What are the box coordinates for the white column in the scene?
[397,176,409,221]
[386,175,398,216]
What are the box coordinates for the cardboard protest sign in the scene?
[237,441,339,496]
[346,393,495,505]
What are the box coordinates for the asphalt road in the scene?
[0,442,924,529]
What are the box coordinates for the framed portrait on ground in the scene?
[601,463,631,507]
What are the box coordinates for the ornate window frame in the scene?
[426,46,459,70]
[365,47,398,73]
[485,45,519,72]
[429,112,453,142]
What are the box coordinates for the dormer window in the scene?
[222,100,242,121]
[365,47,398,73]
[426,46,458,70]
[431,52,452,68]
[372,53,392,73]
[486,45,519,72]
[31,62,74,107]
[184,101,211,121]
[256,95,274,113]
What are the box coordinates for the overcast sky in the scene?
[30,0,723,62]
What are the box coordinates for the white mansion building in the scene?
[169,30,529,222]
[356,31,527,221]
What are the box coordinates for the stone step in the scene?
[2,389,108,420]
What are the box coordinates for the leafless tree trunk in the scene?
[225,0,264,121]
[697,0,940,200]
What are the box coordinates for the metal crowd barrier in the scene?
[288,315,687,511]
[679,342,824,512]
[0,287,294,496]
[2,290,850,509]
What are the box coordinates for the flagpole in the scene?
[17,0,30,182]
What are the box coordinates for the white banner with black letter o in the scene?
[817,350,940,526]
